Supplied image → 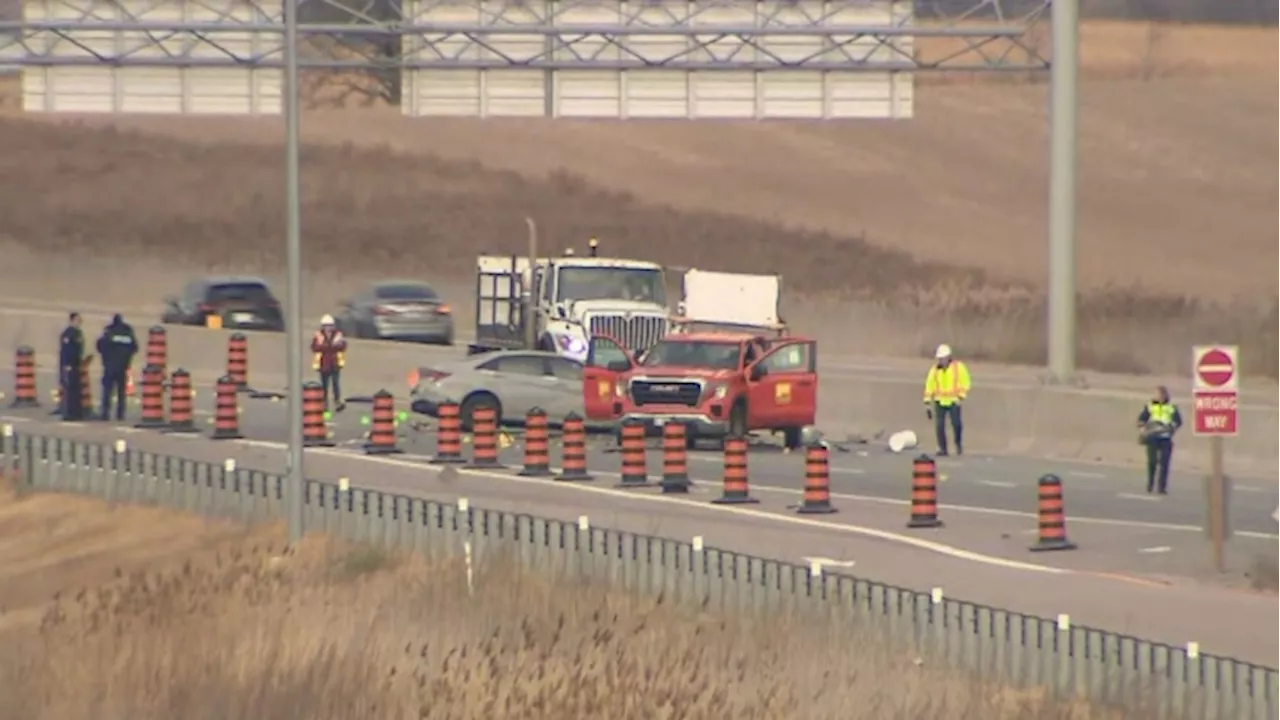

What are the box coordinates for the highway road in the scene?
[2,372,1276,665]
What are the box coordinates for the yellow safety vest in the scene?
[923,361,971,407]
[1146,402,1175,425]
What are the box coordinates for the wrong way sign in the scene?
[1192,345,1238,436]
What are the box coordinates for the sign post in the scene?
[1192,345,1239,573]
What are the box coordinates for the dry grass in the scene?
[0,111,1274,377]
[0,21,1274,376]
[0,497,1153,719]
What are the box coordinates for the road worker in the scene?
[311,314,348,412]
[922,343,970,456]
[58,312,86,421]
[1136,385,1182,495]
[95,313,138,421]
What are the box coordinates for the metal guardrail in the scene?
[1,428,1274,719]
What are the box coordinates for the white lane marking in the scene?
[685,452,867,475]
[1138,546,1172,554]
[1235,485,1274,495]
[1118,492,1160,502]
[978,480,1016,488]
[306,446,1068,575]
[1067,471,1108,479]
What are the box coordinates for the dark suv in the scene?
[161,276,285,331]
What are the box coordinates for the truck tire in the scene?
[782,427,803,451]
[728,401,748,439]
[459,392,502,433]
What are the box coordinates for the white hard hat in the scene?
[888,430,918,454]
[320,314,335,326]
[935,343,953,359]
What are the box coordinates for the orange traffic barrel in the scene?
[907,454,944,528]
[302,381,333,447]
[615,418,651,488]
[659,422,690,494]
[78,358,92,417]
[164,368,196,433]
[226,332,249,390]
[556,412,592,481]
[430,400,465,464]
[211,375,243,440]
[519,407,552,476]
[1029,474,1077,552]
[466,403,502,468]
[145,325,167,378]
[134,364,166,429]
[364,390,402,455]
[10,346,38,408]
[797,442,837,514]
[712,433,757,504]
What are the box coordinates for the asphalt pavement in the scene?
[7,394,1280,666]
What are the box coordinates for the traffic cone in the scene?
[126,369,136,397]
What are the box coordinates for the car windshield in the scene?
[640,340,741,369]
[556,266,666,305]
[376,284,438,301]
[208,282,274,304]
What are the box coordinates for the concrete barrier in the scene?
[1,306,1273,476]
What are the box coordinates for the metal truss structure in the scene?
[0,0,1052,72]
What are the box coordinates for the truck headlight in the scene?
[615,382,625,398]
[709,384,728,400]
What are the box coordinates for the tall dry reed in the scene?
[0,537,1156,720]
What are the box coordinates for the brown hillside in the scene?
[0,22,1273,375]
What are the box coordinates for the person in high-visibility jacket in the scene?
[923,343,971,456]
[311,314,348,412]
[1136,385,1182,495]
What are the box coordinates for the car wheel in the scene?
[459,392,502,433]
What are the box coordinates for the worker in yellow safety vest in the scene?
[1136,386,1182,495]
[923,344,971,456]
[311,314,348,412]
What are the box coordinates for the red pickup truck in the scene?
[581,331,817,449]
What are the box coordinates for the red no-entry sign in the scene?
[1192,345,1239,436]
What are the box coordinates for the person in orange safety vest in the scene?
[311,314,348,412]
[923,343,971,456]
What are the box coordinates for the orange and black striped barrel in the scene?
[134,364,166,428]
[211,375,242,440]
[713,433,757,505]
[10,346,38,408]
[165,368,196,433]
[907,454,943,528]
[518,407,551,476]
[302,381,332,447]
[226,333,249,390]
[1029,474,1077,552]
[659,422,690,494]
[466,404,501,468]
[797,442,837,514]
[78,359,92,415]
[616,418,651,488]
[364,390,402,455]
[556,412,592,481]
[145,326,167,378]
[430,400,465,464]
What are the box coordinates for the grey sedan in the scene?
[409,350,610,432]
[335,280,454,345]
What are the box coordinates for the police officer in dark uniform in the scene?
[1136,385,1183,495]
[59,312,85,421]
[96,313,138,421]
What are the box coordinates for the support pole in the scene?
[1047,0,1079,383]
[1208,436,1226,573]
[284,0,305,545]
[524,218,538,350]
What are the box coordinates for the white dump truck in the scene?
[470,245,672,362]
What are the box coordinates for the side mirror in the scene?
[554,303,568,320]
[749,364,768,382]
[606,360,630,373]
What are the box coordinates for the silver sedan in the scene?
[335,280,454,345]
[409,350,610,432]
